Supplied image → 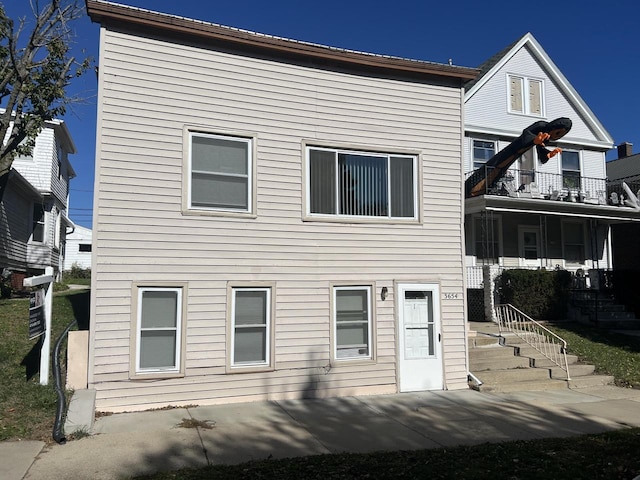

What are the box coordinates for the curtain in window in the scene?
[528,79,542,115]
[338,153,387,216]
[510,76,523,112]
[390,157,414,217]
[309,150,336,214]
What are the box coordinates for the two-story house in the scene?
[462,33,640,320]
[85,1,478,412]
[1,119,76,288]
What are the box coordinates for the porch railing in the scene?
[495,304,571,380]
[466,167,607,203]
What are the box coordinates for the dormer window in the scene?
[508,75,543,116]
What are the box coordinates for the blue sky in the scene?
[4,1,639,229]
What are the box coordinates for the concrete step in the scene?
[469,336,500,348]
[472,356,530,372]
[469,345,518,361]
[550,363,595,379]
[514,344,565,359]
[473,367,551,385]
[568,374,614,389]
[475,378,568,393]
[530,354,579,367]
[595,318,640,329]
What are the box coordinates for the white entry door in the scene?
[397,283,443,392]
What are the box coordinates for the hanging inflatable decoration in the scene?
[465,117,572,197]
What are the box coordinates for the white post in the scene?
[23,266,55,385]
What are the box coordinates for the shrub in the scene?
[496,268,572,320]
[0,280,11,299]
[66,263,91,280]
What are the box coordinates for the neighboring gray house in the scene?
[1,119,76,286]
[606,143,640,272]
[462,33,640,319]
[63,224,93,271]
[85,1,478,412]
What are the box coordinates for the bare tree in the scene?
[0,0,91,200]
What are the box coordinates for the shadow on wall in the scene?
[67,290,90,330]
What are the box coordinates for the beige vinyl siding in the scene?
[89,29,467,411]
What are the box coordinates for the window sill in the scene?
[129,371,185,380]
[303,214,419,225]
[182,208,257,219]
[330,357,376,367]
[226,364,274,374]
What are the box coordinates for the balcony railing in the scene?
[466,166,609,204]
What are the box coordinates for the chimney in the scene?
[617,142,633,158]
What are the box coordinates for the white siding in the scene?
[90,29,468,411]
[466,45,602,146]
[0,180,31,270]
[64,225,92,270]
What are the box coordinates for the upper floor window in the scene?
[31,204,45,243]
[307,147,417,219]
[508,75,543,116]
[561,151,581,189]
[472,140,495,170]
[188,132,252,212]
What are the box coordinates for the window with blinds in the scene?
[308,147,417,219]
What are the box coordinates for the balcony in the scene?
[465,167,608,204]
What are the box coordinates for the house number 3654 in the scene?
[444,293,459,300]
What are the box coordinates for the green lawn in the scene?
[0,289,89,442]
[549,322,640,388]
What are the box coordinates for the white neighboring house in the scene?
[63,224,92,271]
[1,118,77,285]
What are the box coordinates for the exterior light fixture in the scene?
[381,286,388,301]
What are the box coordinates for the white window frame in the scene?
[132,286,185,377]
[560,150,582,190]
[472,139,496,171]
[187,131,253,213]
[562,220,587,267]
[507,74,544,117]
[30,203,46,244]
[229,286,273,370]
[306,146,418,221]
[332,285,374,362]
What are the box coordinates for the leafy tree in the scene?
[0,0,91,200]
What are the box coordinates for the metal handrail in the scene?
[495,304,571,380]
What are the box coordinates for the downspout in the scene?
[52,318,77,444]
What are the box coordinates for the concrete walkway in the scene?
[3,385,640,480]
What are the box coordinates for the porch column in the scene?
[483,264,500,322]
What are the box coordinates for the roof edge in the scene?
[85,0,479,81]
